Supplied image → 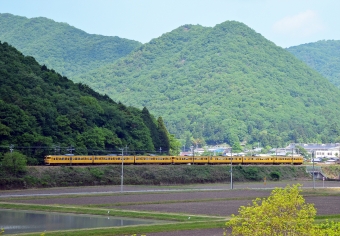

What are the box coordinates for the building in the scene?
[286,143,340,158]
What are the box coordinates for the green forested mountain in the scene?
[0,13,141,77]
[287,40,340,88]
[0,41,170,163]
[74,21,340,147]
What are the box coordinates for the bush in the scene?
[89,168,104,180]
[241,166,262,181]
[269,171,281,181]
[226,184,340,235]
[1,151,27,177]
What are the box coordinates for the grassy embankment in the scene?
[1,164,321,190]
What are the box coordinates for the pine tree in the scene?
[157,117,170,153]
[141,107,159,151]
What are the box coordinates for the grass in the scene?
[0,202,222,222]
[18,221,227,236]
[0,202,227,236]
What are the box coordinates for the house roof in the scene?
[286,143,340,150]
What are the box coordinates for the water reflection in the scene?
[0,209,161,234]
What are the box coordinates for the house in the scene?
[286,143,340,159]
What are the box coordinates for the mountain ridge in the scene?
[2,14,340,148]
[74,21,340,147]
[0,13,142,77]
[287,40,340,88]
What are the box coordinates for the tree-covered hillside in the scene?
[287,40,340,88]
[0,13,141,77]
[0,41,171,163]
[75,21,340,147]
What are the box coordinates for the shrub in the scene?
[269,171,281,181]
[226,184,340,235]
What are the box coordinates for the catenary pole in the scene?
[230,148,233,189]
[120,148,124,193]
[313,150,315,189]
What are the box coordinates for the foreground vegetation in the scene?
[226,184,340,235]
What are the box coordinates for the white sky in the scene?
[0,0,339,48]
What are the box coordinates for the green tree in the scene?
[226,184,340,235]
[231,142,242,153]
[141,107,159,150]
[296,145,309,158]
[157,117,170,153]
[226,184,315,235]
[169,133,181,155]
[1,151,27,176]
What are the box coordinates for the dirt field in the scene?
[1,181,339,236]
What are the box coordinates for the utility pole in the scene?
[230,147,233,190]
[10,144,14,154]
[120,147,124,193]
[191,145,194,165]
[67,146,75,166]
[313,150,315,189]
[10,144,14,175]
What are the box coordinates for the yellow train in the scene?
[44,155,303,165]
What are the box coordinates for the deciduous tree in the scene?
[1,151,27,176]
[226,184,340,235]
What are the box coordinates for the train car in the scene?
[44,154,303,165]
[93,156,134,164]
[292,157,304,165]
[209,156,243,165]
[135,156,173,164]
[273,156,294,165]
[44,155,94,165]
[242,156,275,165]
[192,156,210,164]
[172,156,195,164]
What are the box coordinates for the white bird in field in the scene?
[188,217,190,220]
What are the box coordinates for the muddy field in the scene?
[1,181,339,236]
[5,189,340,216]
